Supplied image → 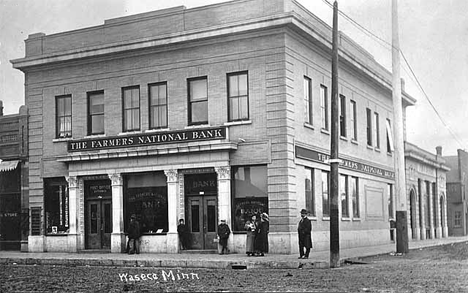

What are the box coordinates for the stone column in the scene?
[434,193,442,239]
[428,185,435,239]
[164,169,179,253]
[215,166,232,252]
[109,173,125,253]
[442,195,449,238]
[419,192,426,240]
[66,176,79,252]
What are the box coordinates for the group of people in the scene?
[129,208,312,260]
[244,212,270,257]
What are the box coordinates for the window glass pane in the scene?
[232,165,268,231]
[207,200,216,232]
[340,175,349,218]
[322,171,329,217]
[238,74,248,96]
[191,101,208,123]
[305,168,315,217]
[90,204,98,234]
[191,202,200,232]
[92,116,104,134]
[351,177,359,218]
[90,95,104,114]
[229,75,239,97]
[190,79,207,101]
[45,179,69,234]
[104,203,112,233]
[64,97,72,115]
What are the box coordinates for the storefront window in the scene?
[231,165,268,232]
[44,178,69,234]
[125,172,168,233]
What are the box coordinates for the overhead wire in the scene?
[320,0,467,150]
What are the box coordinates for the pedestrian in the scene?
[177,219,189,250]
[217,219,231,255]
[244,215,256,256]
[127,214,141,254]
[255,212,269,256]
[297,208,312,259]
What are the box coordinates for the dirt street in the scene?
[1,242,467,292]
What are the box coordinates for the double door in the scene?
[186,196,217,250]
[85,199,112,249]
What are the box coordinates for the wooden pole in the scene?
[392,0,409,254]
[330,0,340,268]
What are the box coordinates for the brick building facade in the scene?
[12,0,418,254]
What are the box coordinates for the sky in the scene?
[1,0,467,156]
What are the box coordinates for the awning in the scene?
[0,160,20,172]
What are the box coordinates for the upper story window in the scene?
[149,83,168,129]
[339,94,346,137]
[122,86,140,132]
[56,95,72,138]
[388,183,394,219]
[386,119,394,153]
[350,100,357,141]
[320,85,329,131]
[374,112,380,149]
[304,77,312,125]
[228,72,249,122]
[366,108,372,146]
[188,77,208,125]
[88,91,104,135]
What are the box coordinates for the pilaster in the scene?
[66,176,79,252]
[164,169,179,253]
[215,166,232,252]
[109,173,125,253]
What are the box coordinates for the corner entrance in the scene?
[184,172,218,250]
[84,180,112,250]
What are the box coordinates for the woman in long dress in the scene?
[244,215,256,256]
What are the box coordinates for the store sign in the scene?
[68,127,226,152]
[295,146,395,179]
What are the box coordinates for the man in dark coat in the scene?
[254,213,269,256]
[128,214,141,254]
[177,219,189,250]
[298,209,312,259]
[217,219,231,255]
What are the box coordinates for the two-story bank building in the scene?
[11,0,417,254]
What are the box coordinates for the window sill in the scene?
[85,134,106,139]
[322,216,330,221]
[224,120,252,126]
[118,131,142,136]
[387,152,393,157]
[352,218,361,222]
[321,129,330,135]
[341,217,351,221]
[53,137,73,142]
[351,139,358,145]
[340,136,348,142]
[308,216,317,221]
[304,123,314,130]
[375,148,381,153]
[145,128,170,133]
[366,145,373,150]
[185,124,211,129]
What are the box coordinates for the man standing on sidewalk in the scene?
[298,209,312,259]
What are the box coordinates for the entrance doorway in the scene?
[84,180,112,250]
[184,172,218,250]
[186,196,217,249]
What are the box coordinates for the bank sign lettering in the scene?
[295,145,395,179]
[68,127,226,152]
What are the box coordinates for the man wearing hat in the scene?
[217,219,231,255]
[297,209,312,259]
[127,214,141,254]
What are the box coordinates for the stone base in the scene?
[67,234,80,252]
[28,235,45,252]
[20,240,28,252]
[111,233,126,253]
[166,232,179,253]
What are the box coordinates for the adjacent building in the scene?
[404,143,449,241]
[0,101,29,251]
[12,0,418,254]
[444,149,468,236]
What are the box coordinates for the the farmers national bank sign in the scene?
[295,145,395,179]
[68,127,226,152]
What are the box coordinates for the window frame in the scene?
[87,91,105,136]
[320,85,329,131]
[374,112,380,149]
[305,167,315,217]
[56,95,72,139]
[44,178,69,235]
[366,108,372,146]
[340,174,349,218]
[122,86,141,132]
[351,176,359,218]
[148,82,168,129]
[322,170,330,218]
[187,76,208,126]
[304,76,313,125]
[339,94,347,138]
[454,211,462,227]
[388,183,394,220]
[350,100,357,141]
[227,71,249,122]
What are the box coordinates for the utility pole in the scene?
[392,0,409,253]
[330,0,340,268]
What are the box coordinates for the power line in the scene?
[319,0,467,150]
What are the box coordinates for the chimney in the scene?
[436,146,442,156]
[0,100,3,116]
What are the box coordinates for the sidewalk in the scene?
[0,236,466,269]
